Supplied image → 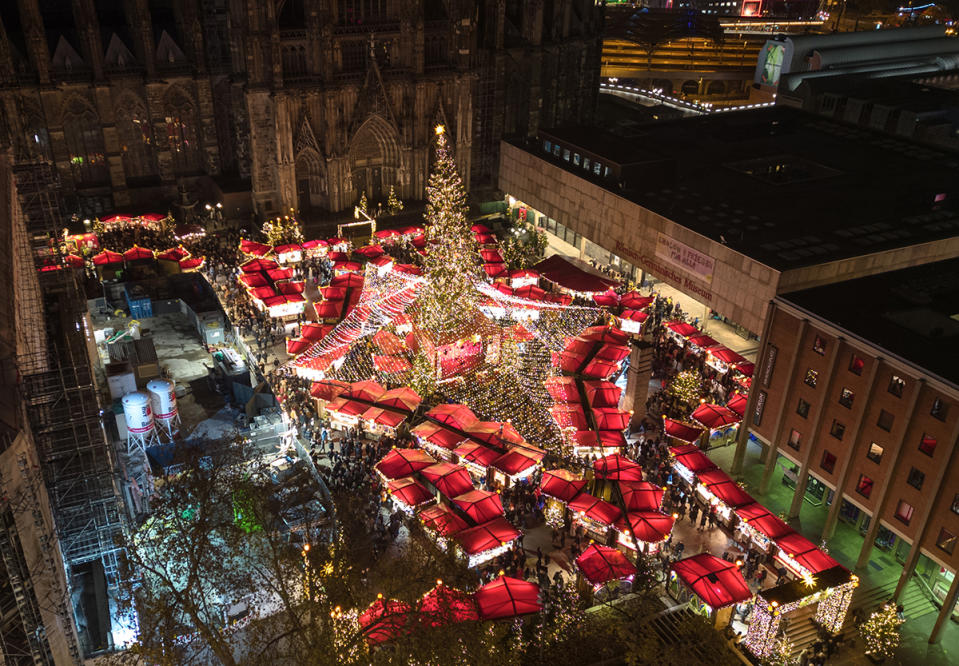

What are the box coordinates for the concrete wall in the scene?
[499,140,780,334]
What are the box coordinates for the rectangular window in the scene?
[830,420,845,440]
[937,528,957,555]
[583,157,590,170]
[849,354,864,375]
[839,387,854,408]
[604,165,610,177]
[796,398,810,419]
[821,451,837,474]
[931,397,948,422]
[787,429,801,450]
[907,467,925,490]
[562,149,570,162]
[856,474,874,498]
[573,153,581,166]
[894,500,914,525]
[877,409,894,432]
[919,434,937,457]
[888,375,904,397]
[552,144,560,156]
[813,335,826,355]
[804,368,818,388]
[593,161,601,175]
[543,139,551,153]
[867,442,884,464]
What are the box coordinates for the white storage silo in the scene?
[122,391,157,452]
[146,378,180,440]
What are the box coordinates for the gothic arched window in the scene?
[62,102,108,185]
[116,97,157,180]
[164,90,201,174]
[21,112,52,161]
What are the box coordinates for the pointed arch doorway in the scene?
[295,148,326,212]
[349,115,398,203]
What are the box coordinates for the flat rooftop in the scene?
[524,106,959,271]
[780,257,959,387]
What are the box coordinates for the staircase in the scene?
[845,575,938,632]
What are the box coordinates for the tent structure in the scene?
[568,493,622,527]
[663,418,706,444]
[576,544,638,586]
[453,517,521,561]
[593,454,643,482]
[377,387,422,412]
[122,246,154,261]
[310,379,350,401]
[387,477,434,511]
[539,469,587,503]
[473,576,542,620]
[453,490,504,524]
[418,584,479,627]
[92,250,123,265]
[374,448,436,480]
[426,404,479,431]
[490,450,539,479]
[696,469,755,509]
[420,463,475,498]
[358,598,412,645]
[776,531,841,575]
[620,292,654,310]
[619,511,675,544]
[726,393,748,418]
[618,481,664,512]
[418,503,469,537]
[666,321,699,338]
[533,254,618,293]
[671,447,718,476]
[736,503,792,541]
[671,553,752,609]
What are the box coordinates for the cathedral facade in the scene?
[0,1,602,219]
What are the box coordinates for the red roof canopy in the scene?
[374,448,436,480]
[453,490,504,524]
[671,449,718,475]
[348,380,386,402]
[620,292,654,310]
[240,258,278,273]
[539,469,587,503]
[569,430,627,450]
[619,481,664,512]
[92,250,123,265]
[707,346,747,365]
[330,272,364,288]
[592,290,620,307]
[726,393,748,417]
[545,376,581,403]
[550,404,590,430]
[583,380,621,408]
[355,244,385,258]
[418,584,479,627]
[418,425,466,451]
[474,576,542,620]
[534,254,619,293]
[157,246,190,262]
[620,309,649,324]
[672,554,752,609]
[735,361,755,377]
[593,454,643,482]
[568,493,622,526]
[387,477,434,509]
[666,321,699,338]
[776,531,841,574]
[620,511,675,543]
[576,544,638,585]
[688,334,719,349]
[491,450,539,476]
[592,407,631,431]
[377,387,422,412]
[418,503,469,536]
[426,404,479,430]
[454,441,501,468]
[579,326,630,345]
[239,272,269,288]
[663,418,706,444]
[696,469,755,508]
[691,403,742,430]
[420,463,475,498]
[358,598,411,645]
[454,516,521,555]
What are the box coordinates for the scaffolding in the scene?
[12,161,124,658]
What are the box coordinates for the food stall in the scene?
[670,553,753,628]
[568,493,622,543]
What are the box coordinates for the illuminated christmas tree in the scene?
[261,216,304,246]
[358,190,368,216]
[416,125,480,343]
[387,185,404,215]
[860,602,903,661]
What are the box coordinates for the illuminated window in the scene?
[796,398,810,419]
[552,144,560,157]
[839,387,854,408]
[937,528,957,555]
[849,356,865,376]
[583,157,590,170]
[593,161,601,175]
[562,149,570,162]
[804,368,818,388]
[866,442,883,464]
[888,375,904,397]
[573,153,581,166]
[543,140,551,153]
[877,409,894,432]
[856,474,873,498]
[787,429,801,451]
[813,335,826,355]
[894,500,914,525]
[931,397,948,422]
[919,434,937,457]
[830,420,845,440]
[821,451,836,474]
[907,467,925,490]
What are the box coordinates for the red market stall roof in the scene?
[240,239,272,256]
[707,346,747,365]
[372,328,405,351]
[737,505,792,541]
[377,387,421,412]
[179,255,204,270]
[583,380,621,408]
[471,223,491,233]
[619,511,675,544]
[691,403,742,430]
[515,284,546,301]
[568,493,622,527]
[347,380,386,402]
[480,248,503,262]
[92,250,123,265]
[374,228,401,240]
[491,450,539,477]
[483,263,507,278]
[326,396,368,417]
[373,355,412,373]
[300,323,332,341]
[510,269,539,279]
[310,379,350,401]
[359,598,412,645]
[375,448,436,480]
[475,232,497,245]
[671,448,718,475]
[414,423,466,451]
[592,290,620,307]
[330,272,364,288]
[570,430,627,450]
[474,576,542,620]
[620,309,649,324]
[426,404,479,430]
[696,469,755,508]
[666,321,699,338]
[65,254,85,267]
[539,469,587,503]
[274,243,302,256]
[735,361,755,377]
[241,258,278,273]
[620,292,654,310]
[534,254,619,293]
[579,326,630,345]
[302,239,328,250]
[313,300,345,319]
[387,477,434,510]
[576,544,638,586]
[726,393,748,418]
[663,418,706,444]
[593,454,643,482]
[157,246,190,262]
[453,490,504,524]
[592,407,631,431]
[286,338,313,355]
[688,334,719,349]
[454,516,521,556]
[418,503,469,536]
[361,406,408,429]
[776,531,841,574]
[355,244,385,258]
[580,358,621,380]
[420,463,475,498]
[619,481,664,512]
[550,404,590,431]
[418,584,479,627]
[672,554,752,609]
[250,286,276,300]
[332,260,362,272]
[454,441,501,468]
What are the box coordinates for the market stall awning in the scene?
[454,516,521,556]
[240,239,273,256]
[309,379,350,402]
[568,493,622,527]
[418,584,479,627]
[515,284,546,301]
[592,407,631,431]
[355,244,385,258]
[569,430,626,450]
[776,531,841,574]
[741,512,792,541]
[539,469,587,503]
[663,418,706,444]
[545,376,581,403]
[619,481,664,512]
[92,250,123,265]
[592,290,620,307]
[583,380,621,408]
[375,448,436,480]
[726,393,748,418]
[490,450,539,477]
[580,358,621,380]
[157,246,190,262]
[474,576,542,620]
[593,453,643,482]
[239,272,269,288]
[414,423,466,452]
[620,309,649,324]
[286,338,313,355]
[579,326,630,345]
[620,511,675,544]
[691,403,742,430]
[576,544,638,586]
[418,503,468,536]
[734,361,754,377]
[347,380,387,403]
[358,598,411,645]
[666,321,699,338]
[274,243,302,255]
[240,258,278,273]
[377,387,422,412]
[420,463,475,499]
[620,292,654,310]
[361,406,408,429]
[300,323,333,342]
[696,469,755,508]
[671,448,718,475]
[122,246,155,261]
[707,346,747,366]
[672,553,752,609]
[454,441,501,468]
[453,490,504,524]
[688,334,719,349]
[426,403,479,430]
[325,397,368,416]
[387,477,434,510]
[533,254,619,293]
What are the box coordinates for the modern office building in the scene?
[730,257,959,641]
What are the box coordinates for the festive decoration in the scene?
[666,370,704,409]
[261,215,304,246]
[387,184,404,215]
[358,190,368,216]
[767,634,798,666]
[860,602,904,661]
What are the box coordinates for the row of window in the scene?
[542,139,611,178]
[791,421,939,464]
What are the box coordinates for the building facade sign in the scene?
[615,240,714,304]
[655,233,715,284]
